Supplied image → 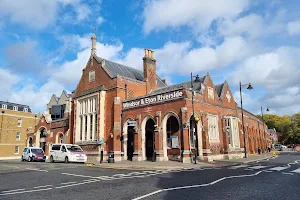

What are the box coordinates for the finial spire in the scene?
[91,27,97,56]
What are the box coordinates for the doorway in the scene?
[127,126,135,161]
[145,119,155,161]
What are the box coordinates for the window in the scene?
[2,104,7,109]
[23,148,28,153]
[51,145,61,151]
[90,115,93,140]
[95,114,98,140]
[13,106,18,111]
[80,116,83,141]
[23,107,28,112]
[85,115,88,140]
[16,132,21,140]
[208,87,214,99]
[17,119,22,127]
[189,123,195,147]
[89,71,95,82]
[15,146,19,154]
[208,115,219,142]
[225,117,240,148]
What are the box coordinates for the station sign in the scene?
[123,90,184,109]
[127,121,137,127]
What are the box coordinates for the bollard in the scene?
[100,149,103,163]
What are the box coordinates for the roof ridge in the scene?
[0,101,30,107]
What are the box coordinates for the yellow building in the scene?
[0,101,37,159]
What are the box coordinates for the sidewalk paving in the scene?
[90,153,276,170]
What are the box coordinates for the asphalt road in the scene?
[0,152,299,200]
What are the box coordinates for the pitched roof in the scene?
[151,75,205,95]
[94,56,167,88]
[0,100,32,112]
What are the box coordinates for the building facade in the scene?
[0,101,37,159]
[71,33,271,163]
[26,91,73,155]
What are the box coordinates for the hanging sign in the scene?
[127,121,137,127]
[123,90,184,109]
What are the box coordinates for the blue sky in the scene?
[1,0,300,115]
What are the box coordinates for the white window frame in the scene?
[15,146,19,154]
[17,119,22,127]
[208,87,214,99]
[16,132,21,140]
[208,114,219,142]
[23,107,28,112]
[2,104,7,109]
[13,106,18,111]
[224,117,240,148]
[89,71,95,82]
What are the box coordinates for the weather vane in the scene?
[92,27,96,33]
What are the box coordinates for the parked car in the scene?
[21,147,46,162]
[49,144,87,163]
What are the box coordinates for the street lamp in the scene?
[260,106,269,151]
[191,73,201,164]
[239,82,253,158]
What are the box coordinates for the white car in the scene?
[49,144,87,163]
[21,147,46,162]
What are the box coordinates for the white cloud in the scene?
[96,16,104,25]
[0,0,58,30]
[0,68,20,94]
[287,20,300,35]
[143,0,249,34]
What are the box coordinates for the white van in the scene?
[49,144,87,163]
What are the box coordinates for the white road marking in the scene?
[33,185,53,189]
[60,181,77,185]
[291,168,300,173]
[268,166,290,171]
[228,165,249,169]
[61,172,96,178]
[132,171,263,200]
[2,188,25,193]
[55,180,99,189]
[248,166,269,169]
[0,188,52,196]
[25,168,48,172]
[282,172,294,175]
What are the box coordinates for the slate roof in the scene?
[0,101,32,112]
[214,83,224,98]
[94,56,167,88]
[150,75,205,95]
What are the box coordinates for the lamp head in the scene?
[246,83,253,90]
[266,108,270,112]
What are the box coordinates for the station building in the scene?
[71,33,271,163]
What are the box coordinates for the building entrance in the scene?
[145,119,155,161]
[127,126,135,161]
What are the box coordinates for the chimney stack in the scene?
[143,48,157,94]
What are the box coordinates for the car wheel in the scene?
[50,156,54,163]
[21,156,24,161]
[28,157,32,162]
[65,156,69,163]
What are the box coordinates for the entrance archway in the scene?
[39,127,47,152]
[127,126,135,161]
[27,137,33,147]
[166,115,180,161]
[145,118,155,160]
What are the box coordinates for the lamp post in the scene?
[191,73,201,164]
[0,111,5,143]
[239,82,253,158]
[260,106,269,152]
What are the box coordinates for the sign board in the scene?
[127,121,137,127]
[171,136,179,148]
[123,90,184,109]
[97,138,105,145]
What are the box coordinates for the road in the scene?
[0,152,299,200]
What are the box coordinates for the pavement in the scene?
[90,152,276,170]
[0,152,299,200]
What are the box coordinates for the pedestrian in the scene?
[258,147,261,155]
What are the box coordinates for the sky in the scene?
[0,0,300,116]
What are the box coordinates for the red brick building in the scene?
[27,91,72,155]
[71,33,270,163]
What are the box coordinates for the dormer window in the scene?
[13,106,18,111]
[2,104,7,109]
[208,87,214,99]
[89,71,95,82]
[23,107,28,112]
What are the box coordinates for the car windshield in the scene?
[66,145,83,152]
[31,149,44,154]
